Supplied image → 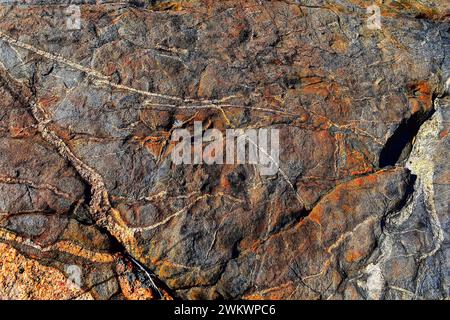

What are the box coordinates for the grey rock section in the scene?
[373,96,449,299]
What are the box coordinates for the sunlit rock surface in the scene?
[0,0,448,299]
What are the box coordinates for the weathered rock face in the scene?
[0,0,448,300]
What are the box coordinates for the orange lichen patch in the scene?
[414,81,431,97]
[145,139,166,158]
[365,173,379,184]
[0,242,93,300]
[341,203,353,214]
[345,248,366,263]
[244,293,264,300]
[8,125,34,138]
[116,262,155,300]
[350,167,373,176]
[309,205,324,226]
[439,129,448,139]
[352,172,378,187]
[407,81,433,112]
[52,241,116,263]
[329,187,347,204]
[299,82,329,97]
[309,170,393,227]
[245,238,263,252]
[342,148,372,177]
[118,276,154,300]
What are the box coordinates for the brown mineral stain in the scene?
[150,2,184,11]
[38,95,60,108]
[309,206,324,226]
[9,126,34,138]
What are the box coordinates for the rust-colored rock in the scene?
[0,0,448,300]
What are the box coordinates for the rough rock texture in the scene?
[0,0,448,300]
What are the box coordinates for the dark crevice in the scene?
[381,172,417,231]
[92,220,179,300]
[268,207,311,236]
[0,67,32,107]
[0,66,176,300]
[126,254,180,300]
[81,180,175,299]
[395,173,417,213]
[379,108,435,168]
